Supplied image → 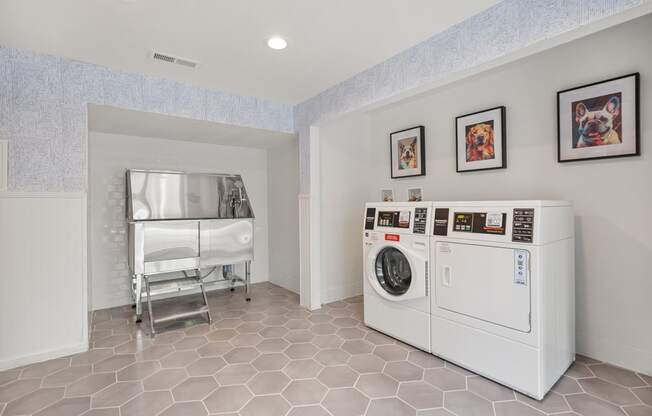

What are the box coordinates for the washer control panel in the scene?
[412,208,428,234]
[512,208,534,243]
[364,207,376,230]
[377,211,411,229]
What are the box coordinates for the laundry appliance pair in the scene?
[362,200,575,399]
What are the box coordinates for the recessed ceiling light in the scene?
[267,37,287,50]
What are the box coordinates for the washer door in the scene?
[374,247,412,296]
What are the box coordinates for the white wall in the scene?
[318,15,651,374]
[0,194,87,370]
[89,132,270,310]
[267,139,301,293]
[319,114,371,303]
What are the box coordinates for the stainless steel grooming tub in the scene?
[126,169,254,334]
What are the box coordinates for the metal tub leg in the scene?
[135,274,143,323]
[144,275,155,336]
[197,269,212,324]
[245,261,251,302]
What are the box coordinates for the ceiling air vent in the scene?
[151,50,200,69]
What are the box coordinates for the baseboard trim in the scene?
[269,278,300,295]
[0,342,89,371]
[577,332,652,376]
[323,282,362,306]
[0,192,85,199]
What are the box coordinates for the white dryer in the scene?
[429,201,575,399]
[363,202,432,351]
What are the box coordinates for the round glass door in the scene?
[374,247,412,296]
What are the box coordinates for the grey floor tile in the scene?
[367,398,415,416]
[566,393,627,416]
[444,391,493,416]
[398,381,443,409]
[495,401,544,416]
[579,377,639,405]
[322,388,369,416]
[319,365,359,388]
[591,364,647,388]
[356,373,398,397]
[240,395,290,416]
[4,387,64,415]
[424,368,466,391]
[33,397,90,416]
[119,391,172,416]
[171,376,217,401]
[282,379,328,405]
[467,376,514,401]
[158,402,207,416]
[517,391,570,413]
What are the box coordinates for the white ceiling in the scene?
[88,105,297,148]
[0,0,499,104]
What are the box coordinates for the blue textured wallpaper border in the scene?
[293,0,650,192]
[0,47,294,191]
[1,0,649,192]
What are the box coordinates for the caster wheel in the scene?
[246,298,251,302]
[131,304,136,309]
[136,318,142,323]
[230,288,235,292]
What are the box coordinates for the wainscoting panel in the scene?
[0,193,88,370]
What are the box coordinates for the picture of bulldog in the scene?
[398,137,418,170]
[465,121,496,162]
[573,94,622,148]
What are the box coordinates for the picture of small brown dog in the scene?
[398,137,418,169]
[465,121,496,162]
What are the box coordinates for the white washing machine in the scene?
[363,202,432,352]
[430,201,575,399]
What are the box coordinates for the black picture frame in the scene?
[557,73,640,163]
[455,106,507,173]
[390,126,426,179]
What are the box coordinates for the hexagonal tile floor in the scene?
[1,282,650,416]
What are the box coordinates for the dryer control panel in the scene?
[512,208,534,243]
[453,212,507,235]
[432,205,541,244]
[430,200,574,245]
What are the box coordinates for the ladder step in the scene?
[147,278,202,296]
[153,305,210,324]
[143,270,213,336]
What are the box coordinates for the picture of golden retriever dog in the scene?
[465,121,496,162]
[398,137,418,169]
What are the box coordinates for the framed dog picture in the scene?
[455,106,506,172]
[381,189,394,202]
[557,73,640,162]
[390,126,425,179]
[407,187,423,202]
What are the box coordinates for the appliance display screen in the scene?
[453,212,506,235]
[377,211,410,228]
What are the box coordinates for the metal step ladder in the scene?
[143,269,212,336]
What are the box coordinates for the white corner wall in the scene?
[318,15,652,374]
[88,132,270,310]
[0,193,88,370]
[267,139,301,293]
[319,114,372,304]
